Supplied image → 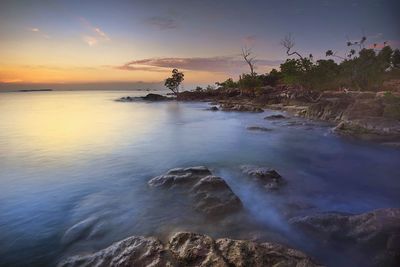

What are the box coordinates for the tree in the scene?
[164,69,184,95]
[280,34,303,59]
[241,46,256,76]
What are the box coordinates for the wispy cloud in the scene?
[28,27,51,38]
[82,35,98,47]
[145,16,178,30]
[79,17,110,46]
[116,56,282,73]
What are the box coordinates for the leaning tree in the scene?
[164,68,184,95]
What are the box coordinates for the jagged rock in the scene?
[264,114,286,120]
[290,208,400,267]
[59,232,323,267]
[58,235,170,267]
[240,165,285,190]
[246,126,273,132]
[148,167,242,217]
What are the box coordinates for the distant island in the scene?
[18,89,53,92]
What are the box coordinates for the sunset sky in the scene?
[0,0,399,90]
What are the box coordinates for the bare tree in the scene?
[241,46,256,76]
[280,34,303,59]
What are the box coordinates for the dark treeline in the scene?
[212,35,400,92]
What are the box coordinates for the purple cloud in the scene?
[145,16,178,30]
[116,56,282,73]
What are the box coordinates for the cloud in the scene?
[28,27,51,38]
[116,56,282,74]
[79,17,110,46]
[94,27,110,41]
[82,35,98,46]
[145,16,178,30]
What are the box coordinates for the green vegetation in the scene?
[214,35,399,92]
[165,69,184,95]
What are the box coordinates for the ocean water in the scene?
[0,90,399,266]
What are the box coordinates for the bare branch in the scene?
[241,46,256,76]
[280,34,303,59]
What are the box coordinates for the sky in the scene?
[0,0,399,90]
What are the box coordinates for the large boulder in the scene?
[148,167,242,217]
[240,165,285,191]
[290,208,400,267]
[59,232,323,267]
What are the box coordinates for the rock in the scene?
[148,167,242,217]
[58,235,170,267]
[190,176,242,216]
[220,103,263,113]
[59,232,323,267]
[264,114,286,120]
[207,106,219,111]
[290,208,400,267]
[142,93,170,101]
[116,96,137,102]
[246,126,272,132]
[240,165,285,190]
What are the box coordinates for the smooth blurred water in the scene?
[0,90,399,266]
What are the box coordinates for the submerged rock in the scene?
[61,216,99,246]
[290,208,400,267]
[240,165,285,190]
[264,114,286,120]
[59,232,323,267]
[116,94,170,102]
[148,166,242,217]
[246,126,272,132]
[207,106,219,111]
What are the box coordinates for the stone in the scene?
[290,208,400,267]
[148,167,242,217]
[240,165,285,190]
[59,232,323,267]
[264,114,286,120]
[246,126,273,132]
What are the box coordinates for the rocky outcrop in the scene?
[220,103,263,113]
[59,232,323,267]
[116,94,170,102]
[240,165,285,190]
[148,167,242,217]
[142,93,170,101]
[290,208,400,267]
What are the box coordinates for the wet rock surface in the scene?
[59,232,323,267]
[148,166,242,217]
[290,208,400,267]
[240,165,285,190]
[264,114,286,120]
[246,126,273,132]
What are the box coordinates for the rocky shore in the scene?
[59,166,400,267]
[118,85,400,145]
